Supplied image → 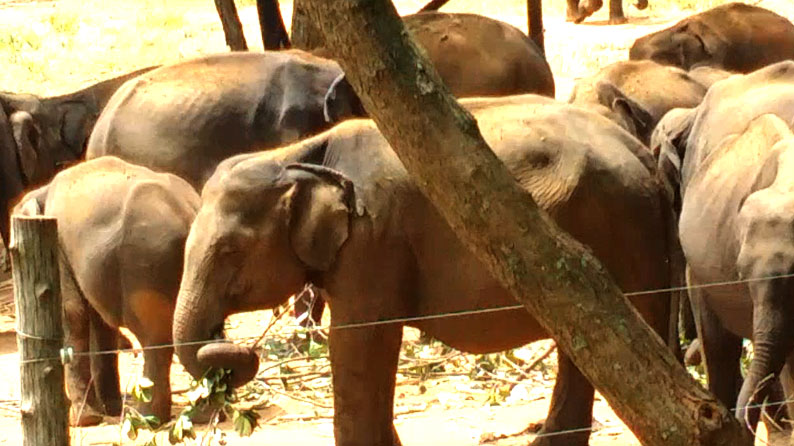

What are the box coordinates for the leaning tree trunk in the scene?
[257,0,290,50]
[214,0,248,51]
[290,0,326,50]
[303,1,751,445]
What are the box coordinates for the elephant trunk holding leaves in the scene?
[172,96,678,446]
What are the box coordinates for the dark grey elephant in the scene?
[171,96,677,446]
[14,157,199,426]
[0,67,154,251]
[630,3,794,73]
[568,60,722,145]
[655,61,794,436]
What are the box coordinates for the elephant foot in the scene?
[608,16,629,25]
[70,405,104,427]
[565,9,580,22]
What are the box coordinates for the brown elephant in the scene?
[171,96,677,446]
[568,60,721,145]
[654,61,794,437]
[13,156,199,426]
[0,67,155,252]
[88,14,554,189]
[630,3,794,73]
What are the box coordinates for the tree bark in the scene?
[291,0,326,50]
[303,1,751,445]
[11,216,69,446]
[418,0,450,12]
[214,0,248,51]
[257,0,290,50]
[528,0,545,56]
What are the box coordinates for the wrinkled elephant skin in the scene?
[173,96,677,446]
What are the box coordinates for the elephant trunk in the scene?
[172,277,259,387]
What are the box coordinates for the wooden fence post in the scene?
[11,216,69,446]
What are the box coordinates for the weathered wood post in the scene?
[214,0,249,51]
[11,216,69,446]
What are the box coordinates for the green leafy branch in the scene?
[122,368,261,445]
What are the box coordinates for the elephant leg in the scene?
[89,309,122,417]
[329,322,403,446]
[608,0,628,24]
[531,352,593,446]
[62,279,103,426]
[735,275,794,430]
[578,0,604,23]
[138,343,173,423]
[566,0,582,22]
[690,280,743,409]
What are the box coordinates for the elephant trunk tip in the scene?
[196,342,260,388]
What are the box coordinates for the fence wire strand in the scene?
[14,270,794,364]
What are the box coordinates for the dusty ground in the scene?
[2,0,794,445]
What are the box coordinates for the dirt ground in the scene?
[2,0,794,445]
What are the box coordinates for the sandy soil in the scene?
[1,0,794,445]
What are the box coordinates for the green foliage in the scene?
[123,368,261,445]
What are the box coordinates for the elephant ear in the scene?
[323,74,366,123]
[652,108,695,212]
[9,111,40,184]
[677,21,722,69]
[595,80,654,144]
[285,163,356,272]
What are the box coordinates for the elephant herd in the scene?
[3,2,794,446]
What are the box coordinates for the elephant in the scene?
[13,156,199,426]
[654,61,794,435]
[87,13,555,189]
[629,3,794,73]
[568,60,719,145]
[0,67,155,253]
[171,95,678,446]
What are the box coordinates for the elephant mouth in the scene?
[196,342,260,388]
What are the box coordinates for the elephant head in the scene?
[630,21,719,70]
[0,67,155,249]
[592,80,655,145]
[173,155,357,385]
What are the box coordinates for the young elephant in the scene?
[655,61,794,436]
[14,157,199,426]
[172,97,677,446]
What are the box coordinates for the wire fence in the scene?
[7,272,794,442]
[13,270,794,365]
